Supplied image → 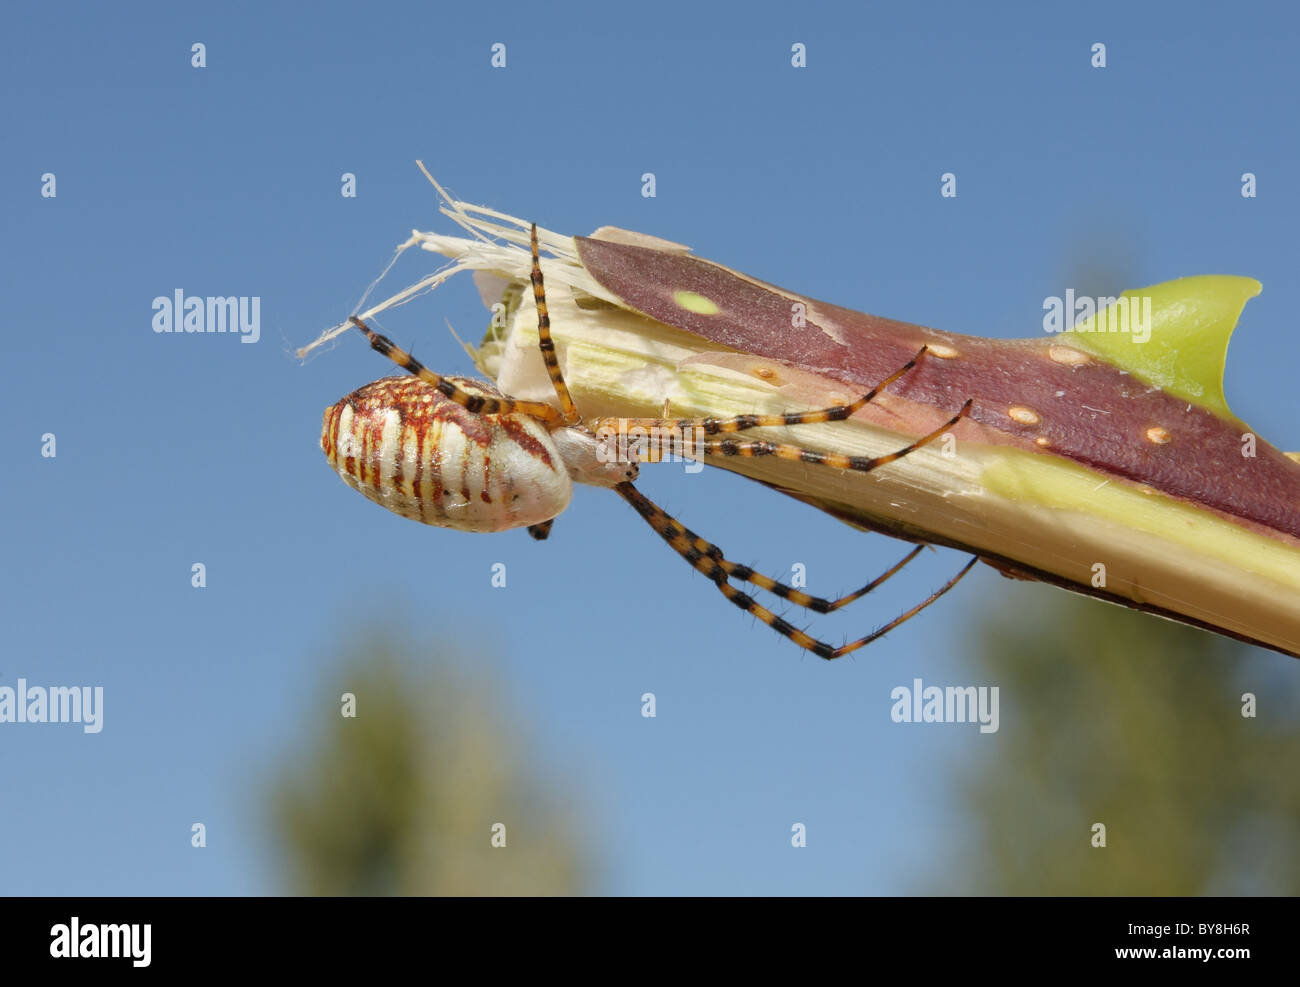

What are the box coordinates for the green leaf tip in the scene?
[1062,275,1262,421]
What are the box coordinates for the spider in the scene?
[320,224,977,659]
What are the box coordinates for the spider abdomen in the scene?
[321,375,572,532]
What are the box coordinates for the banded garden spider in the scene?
[321,224,977,659]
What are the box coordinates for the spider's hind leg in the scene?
[529,223,582,426]
[349,316,564,425]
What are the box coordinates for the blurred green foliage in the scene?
[949,585,1300,894]
[266,635,590,895]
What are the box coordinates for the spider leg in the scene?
[587,345,930,437]
[349,316,565,425]
[697,537,924,614]
[614,481,976,659]
[529,223,582,425]
[691,399,972,474]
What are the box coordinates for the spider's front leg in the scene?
[694,399,973,475]
[586,345,973,475]
[615,481,976,659]
[586,345,930,440]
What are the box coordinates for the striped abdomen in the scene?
[321,375,572,532]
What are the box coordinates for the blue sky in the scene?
[2,1,1297,895]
